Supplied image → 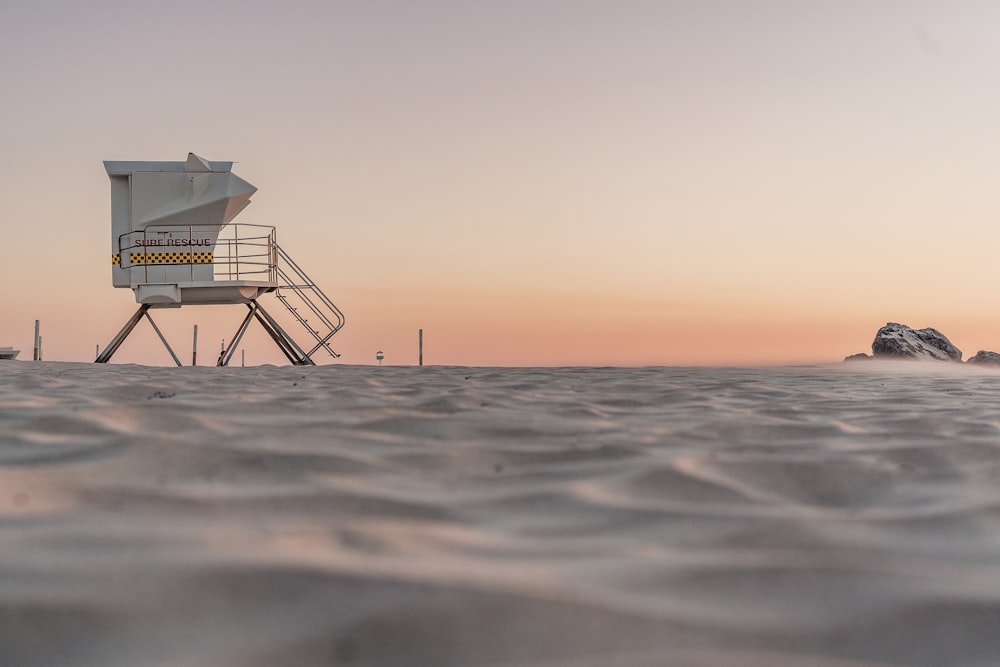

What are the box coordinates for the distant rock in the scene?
[871,322,962,362]
[844,353,871,362]
[967,351,1000,366]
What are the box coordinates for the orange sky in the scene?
[3,1,1000,366]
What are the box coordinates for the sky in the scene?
[3,0,1000,366]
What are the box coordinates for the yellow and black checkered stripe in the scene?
[114,252,214,266]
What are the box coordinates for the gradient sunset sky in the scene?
[3,1,1000,366]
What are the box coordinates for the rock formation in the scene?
[870,322,962,362]
[966,351,1000,366]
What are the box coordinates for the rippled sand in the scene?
[3,361,1000,666]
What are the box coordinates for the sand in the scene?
[2,361,1000,666]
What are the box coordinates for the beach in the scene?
[3,361,1000,666]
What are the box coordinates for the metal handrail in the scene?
[117,223,277,282]
[273,244,345,358]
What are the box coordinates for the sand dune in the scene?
[2,361,1000,666]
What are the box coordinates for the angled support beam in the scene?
[253,301,315,366]
[217,303,258,367]
[96,304,182,365]
[144,310,182,367]
[98,300,318,367]
[96,304,151,363]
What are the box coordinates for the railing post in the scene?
[189,225,194,280]
[234,224,240,280]
[270,229,277,283]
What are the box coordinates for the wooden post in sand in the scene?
[33,320,39,361]
[419,329,423,366]
[192,325,199,366]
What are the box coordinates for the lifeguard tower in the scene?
[96,153,344,366]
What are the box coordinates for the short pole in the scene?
[241,349,245,367]
[419,329,423,366]
[192,325,199,366]
[33,320,39,361]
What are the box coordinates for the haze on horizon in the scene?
[2,1,999,367]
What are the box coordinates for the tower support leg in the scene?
[144,310,182,367]
[254,302,316,366]
[96,300,319,367]
[96,305,151,363]
[218,303,258,366]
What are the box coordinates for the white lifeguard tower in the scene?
[96,153,344,365]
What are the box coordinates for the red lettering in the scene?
[132,237,213,248]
